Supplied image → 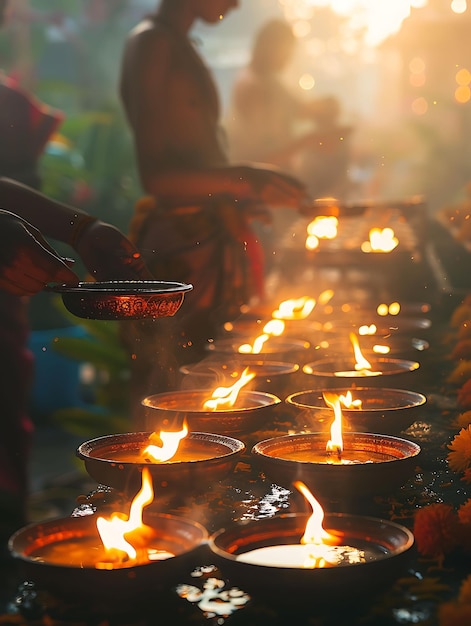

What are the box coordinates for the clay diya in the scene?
[77,430,245,493]
[141,389,282,436]
[285,387,427,434]
[209,482,414,602]
[251,431,420,506]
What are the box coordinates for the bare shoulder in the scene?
[123,17,174,65]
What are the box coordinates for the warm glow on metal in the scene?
[96,467,154,560]
[203,367,256,410]
[350,332,372,371]
[307,216,338,239]
[362,227,399,253]
[273,296,316,320]
[144,422,189,462]
[323,393,343,455]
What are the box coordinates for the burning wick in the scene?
[332,333,382,378]
[144,421,189,462]
[272,297,316,320]
[323,393,343,462]
[203,367,256,410]
[236,481,364,568]
[238,320,285,354]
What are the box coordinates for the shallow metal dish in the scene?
[50,280,193,320]
[9,512,207,614]
[285,387,427,434]
[77,431,245,494]
[209,512,414,602]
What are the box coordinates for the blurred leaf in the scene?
[51,336,127,373]
[52,406,131,438]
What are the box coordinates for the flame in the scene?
[322,393,343,455]
[338,390,362,409]
[349,332,372,371]
[373,343,390,355]
[294,481,340,567]
[144,421,189,462]
[377,301,401,316]
[358,324,377,335]
[361,227,399,253]
[306,216,338,243]
[237,319,285,354]
[96,467,154,561]
[203,366,256,410]
[272,297,316,320]
[318,289,334,306]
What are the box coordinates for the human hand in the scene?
[73,220,153,281]
[0,210,78,296]
[235,164,309,209]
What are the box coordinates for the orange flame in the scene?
[96,467,154,561]
[238,319,285,354]
[203,366,256,410]
[338,390,362,409]
[349,332,372,371]
[362,227,399,253]
[144,421,189,462]
[322,393,343,455]
[377,301,401,316]
[272,297,316,320]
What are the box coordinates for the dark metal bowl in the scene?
[50,280,193,320]
[9,512,208,613]
[285,387,427,434]
[77,431,245,493]
[209,512,414,602]
[206,337,311,363]
[141,389,282,436]
[251,432,421,505]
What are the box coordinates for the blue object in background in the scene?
[28,325,88,420]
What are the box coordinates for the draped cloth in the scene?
[123,196,265,424]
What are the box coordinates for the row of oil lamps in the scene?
[8,292,433,614]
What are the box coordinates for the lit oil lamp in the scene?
[286,386,427,434]
[251,394,421,505]
[77,429,245,494]
[361,227,399,253]
[209,481,414,601]
[9,468,208,610]
[303,332,420,389]
[142,368,282,436]
[179,357,300,398]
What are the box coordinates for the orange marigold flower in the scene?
[413,503,459,558]
[463,467,471,483]
[447,426,471,473]
[454,411,471,430]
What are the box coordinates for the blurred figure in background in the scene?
[225,18,352,265]
[119,0,308,422]
[226,18,351,198]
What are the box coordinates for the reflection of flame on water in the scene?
[203,367,256,410]
[96,467,173,567]
[361,227,399,253]
[272,297,316,320]
[144,421,189,462]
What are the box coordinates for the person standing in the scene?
[119,0,308,420]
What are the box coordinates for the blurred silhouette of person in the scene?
[119,0,309,420]
[226,18,351,198]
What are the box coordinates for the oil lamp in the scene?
[286,387,427,434]
[9,468,208,611]
[251,393,421,506]
[142,368,282,436]
[209,481,414,601]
